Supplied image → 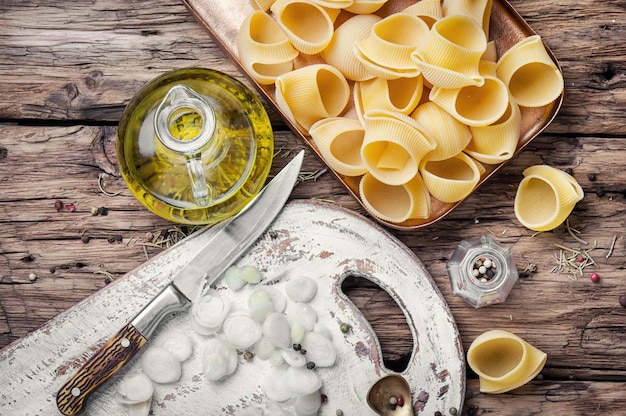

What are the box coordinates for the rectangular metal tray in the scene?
[183,0,563,230]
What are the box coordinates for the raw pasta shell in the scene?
[270,0,334,55]
[412,15,486,89]
[359,172,431,223]
[310,0,354,8]
[361,109,436,185]
[250,0,277,12]
[514,165,583,231]
[411,101,471,162]
[275,64,350,132]
[467,330,547,394]
[496,35,564,107]
[354,76,423,123]
[401,0,442,28]
[429,73,509,127]
[237,11,299,85]
[521,165,583,207]
[321,14,381,82]
[419,152,481,203]
[466,98,522,164]
[355,14,429,72]
[354,47,421,80]
[309,117,367,177]
[442,0,493,39]
[344,0,387,14]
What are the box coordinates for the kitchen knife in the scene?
[56,150,304,415]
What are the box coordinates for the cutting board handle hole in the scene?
[341,272,413,372]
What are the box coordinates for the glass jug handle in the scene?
[154,85,217,206]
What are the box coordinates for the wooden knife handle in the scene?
[56,322,147,415]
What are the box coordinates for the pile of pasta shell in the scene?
[237,0,564,224]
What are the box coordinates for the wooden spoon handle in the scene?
[56,323,147,415]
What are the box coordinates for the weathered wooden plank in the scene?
[464,379,626,415]
[0,0,624,135]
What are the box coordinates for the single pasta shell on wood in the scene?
[237,11,298,85]
[401,0,442,28]
[466,98,522,164]
[361,109,436,185]
[321,14,381,82]
[514,165,583,231]
[344,0,388,14]
[309,117,367,177]
[411,101,472,162]
[275,64,350,132]
[467,329,547,394]
[271,0,334,55]
[359,172,431,223]
[496,35,564,107]
[419,152,482,203]
[354,76,423,122]
[412,15,486,89]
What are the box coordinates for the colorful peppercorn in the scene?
[590,272,600,283]
[472,256,497,282]
[388,396,397,410]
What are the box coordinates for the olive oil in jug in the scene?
[117,68,274,225]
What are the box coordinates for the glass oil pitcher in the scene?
[117,68,274,225]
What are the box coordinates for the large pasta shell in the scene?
[419,152,482,203]
[361,110,435,185]
[271,0,334,55]
[466,98,522,164]
[442,0,493,38]
[401,0,442,28]
[354,13,428,79]
[309,117,367,177]
[429,73,509,127]
[344,0,387,14]
[321,14,381,82]
[237,11,299,85]
[514,165,583,231]
[411,101,472,161]
[354,76,423,123]
[412,15,486,89]
[359,172,431,223]
[496,35,564,107]
[467,330,547,394]
[275,64,350,133]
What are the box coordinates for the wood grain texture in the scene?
[1,0,625,415]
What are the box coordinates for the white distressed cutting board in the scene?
[0,200,465,415]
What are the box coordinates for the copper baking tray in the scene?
[183,0,563,230]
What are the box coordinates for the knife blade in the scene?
[56,150,304,416]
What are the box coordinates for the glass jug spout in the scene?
[154,84,217,206]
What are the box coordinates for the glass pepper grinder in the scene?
[446,235,519,308]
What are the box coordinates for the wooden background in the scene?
[0,0,625,415]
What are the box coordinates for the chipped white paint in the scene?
[0,201,465,415]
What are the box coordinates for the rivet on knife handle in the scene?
[56,323,147,415]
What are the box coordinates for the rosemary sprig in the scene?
[552,242,598,280]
